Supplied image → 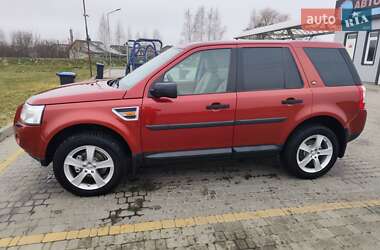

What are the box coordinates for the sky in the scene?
[0,0,336,45]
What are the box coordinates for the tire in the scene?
[53,132,127,196]
[282,125,339,179]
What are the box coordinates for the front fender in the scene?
[41,99,143,157]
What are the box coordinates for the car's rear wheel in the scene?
[282,125,339,179]
[53,132,127,196]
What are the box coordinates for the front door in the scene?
[141,46,236,157]
[233,45,312,150]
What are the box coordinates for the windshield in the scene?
[118,47,182,90]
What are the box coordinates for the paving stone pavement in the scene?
[0,84,379,249]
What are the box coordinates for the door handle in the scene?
[206,103,230,110]
[281,98,303,105]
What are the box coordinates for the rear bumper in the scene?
[348,109,367,141]
[339,109,366,158]
[347,132,361,142]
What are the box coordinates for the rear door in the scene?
[233,44,312,150]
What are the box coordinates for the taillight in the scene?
[359,85,366,110]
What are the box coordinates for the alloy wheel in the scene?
[63,145,115,190]
[296,134,333,173]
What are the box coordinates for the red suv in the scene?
[14,41,367,196]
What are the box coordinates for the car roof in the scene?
[177,40,342,49]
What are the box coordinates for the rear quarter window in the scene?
[304,48,361,86]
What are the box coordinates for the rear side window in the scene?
[304,48,361,86]
[238,47,303,91]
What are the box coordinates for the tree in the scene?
[180,9,193,43]
[11,31,34,57]
[180,6,226,43]
[127,27,133,41]
[98,14,108,47]
[152,29,162,41]
[206,8,226,41]
[74,30,82,41]
[114,21,125,45]
[192,6,206,42]
[0,30,68,58]
[0,29,8,57]
[206,8,214,41]
[0,29,5,44]
[246,8,289,30]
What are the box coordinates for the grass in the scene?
[0,58,104,127]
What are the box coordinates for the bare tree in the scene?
[180,7,226,43]
[206,8,226,41]
[192,6,206,42]
[206,8,214,41]
[98,14,108,47]
[152,29,162,40]
[246,10,257,30]
[127,27,133,41]
[0,30,68,58]
[33,38,68,58]
[74,30,82,41]
[246,8,289,30]
[11,31,34,57]
[0,29,8,57]
[0,29,5,44]
[180,9,193,43]
[114,21,125,45]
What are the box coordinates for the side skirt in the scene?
[137,145,282,168]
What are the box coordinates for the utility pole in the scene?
[106,8,121,77]
[82,0,93,77]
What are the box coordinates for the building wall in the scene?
[335,20,380,84]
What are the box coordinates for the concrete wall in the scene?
[335,20,380,84]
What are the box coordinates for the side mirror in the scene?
[149,82,178,98]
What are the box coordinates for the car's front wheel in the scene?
[282,125,339,179]
[53,132,127,196]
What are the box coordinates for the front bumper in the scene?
[14,121,47,165]
[14,104,49,166]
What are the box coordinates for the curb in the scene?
[0,124,13,143]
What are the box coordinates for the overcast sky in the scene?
[0,0,336,45]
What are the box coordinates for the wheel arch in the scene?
[284,115,347,158]
[44,123,133,166]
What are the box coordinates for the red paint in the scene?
[14,40,367,163]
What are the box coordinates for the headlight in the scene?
[20,103,45,125]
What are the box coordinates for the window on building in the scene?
[238,47,303,91]
[344,33,358,60]
[363,31,379,65]
[304,48,361,86]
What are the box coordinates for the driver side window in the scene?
[163,49,231,95]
